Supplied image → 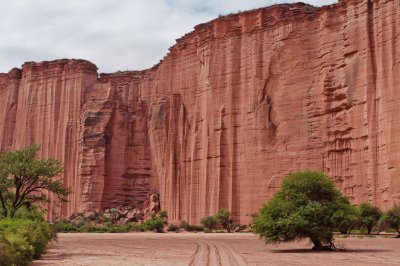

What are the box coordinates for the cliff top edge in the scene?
[0,0,366,78]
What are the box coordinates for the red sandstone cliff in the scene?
[0,0,399,224]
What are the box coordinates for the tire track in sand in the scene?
[188,239,246,266]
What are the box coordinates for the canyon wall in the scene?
[0,0,399,224]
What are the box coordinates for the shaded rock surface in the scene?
[1,0,400,224]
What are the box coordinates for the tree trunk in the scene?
[367,226,372,234]
[310,237,337,251]
[311,238,323,251]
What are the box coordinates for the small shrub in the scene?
[0,218,52,265]
[167,223,180,232]
[52,220,146,233]
[141,217,164,233]
[200,216,219,231]
[84,212,100,222]
[158,211,168,220]
[4,232,34,265]
[303,4,318,13]
[179,221,203,232]
[13,205,45,221]
[216,209,235,232]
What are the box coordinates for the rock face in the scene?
[0,0,400,224]
[57,192,162,226]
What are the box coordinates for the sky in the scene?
[0,0,336,73]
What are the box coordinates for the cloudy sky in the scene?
[0,0,336,73]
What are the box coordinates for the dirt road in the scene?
[31,233,400,266]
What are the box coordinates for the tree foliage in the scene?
[379,206,400,237]
[0,145,70,218]
[331,198,360,234]
[252,171,355,250]
[359,202,382,234]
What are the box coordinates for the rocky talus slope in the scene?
[0,0,399,224]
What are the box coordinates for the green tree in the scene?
[216,209,234,233]
[331,198,360,234]
[359,203,382,234]
[252,171,355,251]
[379,206,400,237]
[0,145,70,218]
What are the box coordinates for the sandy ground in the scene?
[31,233,400,266]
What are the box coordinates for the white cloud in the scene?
[0,0,336,73]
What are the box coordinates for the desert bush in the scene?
[200,215,219,232]
[253,171,356,251]
[359,203,382,234]
[158,210,168,220]
[0,232,34,266]
[52,219,144,233]
[179,221,203,232]
[167,223,180,232]
[54,212,171,233]
[0,218,52,259]
[13,205,45,221]
[141,216,164,233]
[53,219,78,232]
[0,218,52,265]
[215,209,235,233]
[303,4,318,13]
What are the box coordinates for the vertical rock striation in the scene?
[0,0,399,223]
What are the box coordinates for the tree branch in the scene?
[0,192,7,217]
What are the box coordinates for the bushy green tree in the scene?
[252,171,355,251]
[331,198,360,234]
[379,206,400,237]
[359,203,382,234]
[0,145,70,218]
